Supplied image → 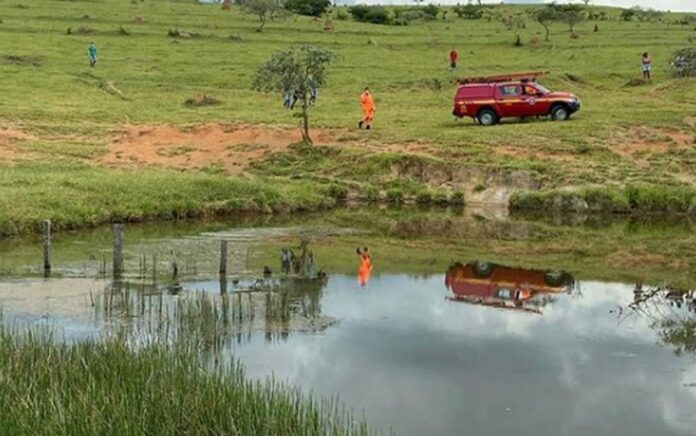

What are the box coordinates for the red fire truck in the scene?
[452,72,581,126]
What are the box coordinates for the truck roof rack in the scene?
[456,71,549,85]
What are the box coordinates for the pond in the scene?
[1,208,695,436]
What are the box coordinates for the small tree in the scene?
[620,8,635,21]
[253,46,334,143]
[238,0,288,32]
[285,0,331,17]
[453,2,483,20]
[349,5,391,24]
[530,6,558,41]
[555,4,585,36]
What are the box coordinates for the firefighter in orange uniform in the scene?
[358,87,375,130]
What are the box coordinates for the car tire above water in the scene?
[551,105,570,121]
[544,270,567,286]
[477,109,498,126]
[473,260,493,278]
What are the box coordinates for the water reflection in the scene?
[619,284,696,357]
[356,247,373,287]
[445,260,575,314]
[91,275,333,348]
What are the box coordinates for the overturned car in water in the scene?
[445,260,575,313]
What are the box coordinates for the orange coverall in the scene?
[357,253,373,287]
[360,91,375,125]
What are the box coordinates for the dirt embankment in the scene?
[2,122,695,207]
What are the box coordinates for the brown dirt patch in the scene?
[610,126,695,159]
[98,123,351,174]
[0,128,34,145]
[0,128,36,163]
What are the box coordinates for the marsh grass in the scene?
[0,324,371,436]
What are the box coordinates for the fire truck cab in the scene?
[452,72,581,126]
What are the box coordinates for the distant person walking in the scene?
[358,87,375,130]
[641,52,652,80]
[88,42,98,68]
[449,48,458,72]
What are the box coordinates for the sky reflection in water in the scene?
[184,274,696,436]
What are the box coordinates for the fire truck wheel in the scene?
[551,105,570,121]
[473,260,493,278]
[544,270,567,286]
[477,109,498,126]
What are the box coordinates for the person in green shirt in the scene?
[88,42,97,68]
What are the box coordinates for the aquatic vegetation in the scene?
[0,325,370,435]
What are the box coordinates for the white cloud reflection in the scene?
[231,274,696,436]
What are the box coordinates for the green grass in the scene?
[0,1,695,235]
[510,184,696,213]
[0,162,334,236]
[0,324,370,436]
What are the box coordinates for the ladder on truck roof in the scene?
[456,71,549,85]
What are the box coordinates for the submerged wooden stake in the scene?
[112,223,124,274]
[42,219,51,274]
[219,240,228,275]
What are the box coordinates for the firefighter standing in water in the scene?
[358,87,375,130]
[356,247,373,287]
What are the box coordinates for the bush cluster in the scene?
[285,0,331,17]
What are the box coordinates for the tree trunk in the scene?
[258,15,266,32]
[301,95,311,144]
[543,24,549,41]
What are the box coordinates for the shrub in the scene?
[453,4,482,19]
[285,0,331,17]
[415,190,432,204]
[671,47,696,78]
[422,4,439,19]
[327,183,348,200]
[349,5,391,25]
[582,187,630,212]
[450,191,466,206]
[386,188,404,204]
[626,185,696,212]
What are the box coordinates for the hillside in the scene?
[0,0,695,235]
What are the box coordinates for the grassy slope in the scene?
[0,0,695,234]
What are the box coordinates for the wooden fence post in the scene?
[113,223,124,274]
[219,240,228,276]
[42,220,51,275]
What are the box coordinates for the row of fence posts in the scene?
[41,220,231,279]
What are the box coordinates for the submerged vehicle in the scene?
[445,260,574,313]
[452,71,581,126]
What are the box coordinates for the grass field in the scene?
[0,0,695,235]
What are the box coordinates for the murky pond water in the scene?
[1,208,695,435]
